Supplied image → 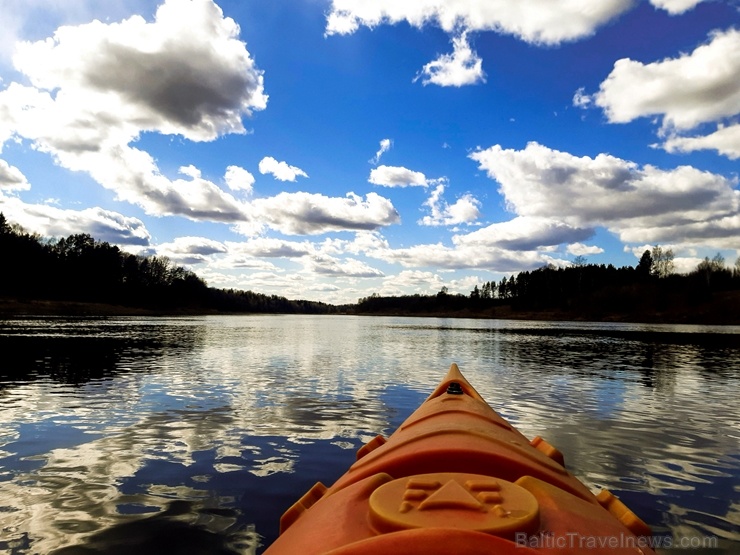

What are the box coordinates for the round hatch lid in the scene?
[368,472,540,539]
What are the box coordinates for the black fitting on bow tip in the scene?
[446,382,464,395]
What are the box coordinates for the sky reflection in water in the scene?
[0,315,738,554]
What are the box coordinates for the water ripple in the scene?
[0,315,738,553]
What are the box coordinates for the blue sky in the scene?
[0,0,738,304]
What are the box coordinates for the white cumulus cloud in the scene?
[577,28,740,158]
[0,0,151,65]
[379,270,445,295]
[567,243,605,256]
[307,255,384,278]
[0,159,30,190]
[325,0,633,45]
[224,165,255,193]
[340,227,570,273]
[470,141,740,249]
[590,29,740,130]
[241,191,400,236]
[12,0,267,141]
[258,156,308,182]
[155,236,228,265]
[454,216,592,250]
[0,192,151,245]
[661,123,740,160]
[179,165,202,179]
[378,241,562,271]
[649,0,706,14]
[0,0,267,221]
[414,31,485,87]
[419,183,481,226]
[369,165,428,187]
[326,0,637,87]
[233,237,314,258]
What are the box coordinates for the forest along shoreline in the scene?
[2,212,740,324]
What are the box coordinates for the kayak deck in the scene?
[265,364,654,554]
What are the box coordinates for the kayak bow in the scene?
[265,364,655,554]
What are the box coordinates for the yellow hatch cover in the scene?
[368,472,540,539]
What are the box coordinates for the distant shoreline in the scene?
[2,296,738,325]
[3,216,740,326]
[0,298,221,317]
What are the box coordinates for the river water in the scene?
[0,315,738,554]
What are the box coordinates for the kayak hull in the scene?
[265,364,654,554]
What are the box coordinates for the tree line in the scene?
[0,213,335,314]
[3,212,739,321]
[358,246,740,322]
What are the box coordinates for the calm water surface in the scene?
[0,315,738,554]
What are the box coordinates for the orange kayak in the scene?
[265,364,655,554]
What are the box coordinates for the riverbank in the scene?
[0,298,221,317]
[3,293,739,325]
[352,292,740,325]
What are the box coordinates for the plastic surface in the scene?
[368,472,540,538]
[279,481,327,533]
[324,528,541,555]
[264,364,655,555]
